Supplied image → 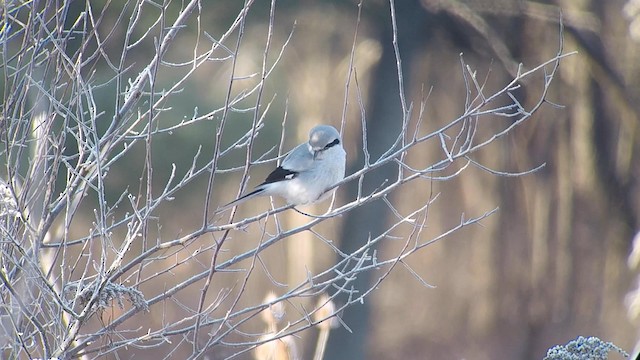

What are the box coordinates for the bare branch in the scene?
[0,1,570,358]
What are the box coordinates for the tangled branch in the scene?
[0,0,572,359]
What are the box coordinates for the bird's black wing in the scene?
[261,166,298,185]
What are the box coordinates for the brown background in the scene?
[70,0,640,359]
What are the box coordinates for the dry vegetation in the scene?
[1,0,637,359]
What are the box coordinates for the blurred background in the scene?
[48,0,640,358]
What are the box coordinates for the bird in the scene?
[218,124,346,212]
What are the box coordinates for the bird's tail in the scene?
[216,187,265,213]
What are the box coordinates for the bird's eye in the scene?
[324,139,340,150]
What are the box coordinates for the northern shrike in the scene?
[218,125,346,211]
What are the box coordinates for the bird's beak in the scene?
[313,150,318,160]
